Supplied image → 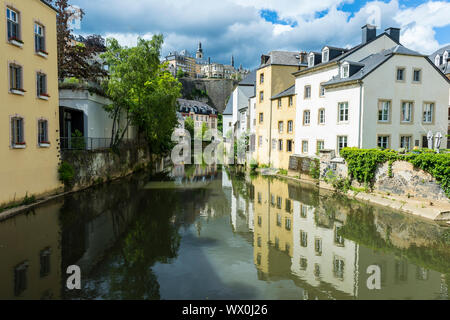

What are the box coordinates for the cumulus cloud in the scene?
[72,0,450,67]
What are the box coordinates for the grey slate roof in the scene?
[429,45,450,75]
[323,45,424,87]
[40,0,58,11]
[239,69,257,86]
[429,45,450,61]
[177,99,217,115]
[271,85,295,100]
[260,51,302,68]
[223,97,233,115]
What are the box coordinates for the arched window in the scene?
[435,54,441,66]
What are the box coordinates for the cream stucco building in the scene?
[0,0,61,207]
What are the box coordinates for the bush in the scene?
[278,169,288,176]
[58,161,75,185]
[310,158,320,180]
[249,159,258,171]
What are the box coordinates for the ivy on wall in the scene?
[340,148,450,197]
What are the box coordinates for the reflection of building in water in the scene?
[244,175,447,300]
[227,170,254,236]
[172,164,218,184]
[0,202,63,299]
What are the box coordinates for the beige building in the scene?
[0,0,61,207]
[270,85,297,170]
[254,51,306,167]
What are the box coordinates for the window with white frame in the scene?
[322,48,329,63]
[378,100,390,122]
[303,110,311,125]
[435,55,441,66]
[338,102,348,122]
[423,103,434,123]
[319,108,325,124]
[287,120,293,133]
[11,117,25,146]
[319,85,325,97]
[401,102,413,123]
[302,140,308,153]
[342,64,349,78]
[337,136,347,154]
[400,136,412,151]
[316,140,324,153]
[35,23,46,53]
[444,51,449,63]
[308,55,314,68]
[278,121,284,133]
[377,136,389,149]
[7,8,20,40]
[38,120,49,144]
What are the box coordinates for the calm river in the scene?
[0,165,449,300]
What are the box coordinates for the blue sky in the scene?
[71,0,450,69]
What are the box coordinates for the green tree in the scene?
[176,68,186,79]
[184,117,194,138]
[102,36,182,152]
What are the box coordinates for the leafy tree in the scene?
[102,36,182,153]
[184,117,194,138]
[51,0,107,81]
[176,68,186,79]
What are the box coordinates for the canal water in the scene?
[0,165,449,300]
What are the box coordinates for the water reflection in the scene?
[0,165,448,300]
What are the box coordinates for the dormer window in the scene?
[308,54,315,68]
[322,48,329,63]
[435,54,441,66]
[342,64,349,78]
[444,51,449,63]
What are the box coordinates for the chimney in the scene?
[385,27,400,43]
[362,24,377,44]
[299,51,308,64]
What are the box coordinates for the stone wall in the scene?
[180,78,239,113]
[61,141,162,191]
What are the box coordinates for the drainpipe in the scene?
[358,81,363,148]
[268,98,273,166]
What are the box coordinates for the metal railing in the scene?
[60,137,115,151]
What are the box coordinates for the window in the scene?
[278,99,282,108]
[288,96,293,106]
[260,73,264,84]
[316,140,324,153]
[285,199,291,212]
[285,218,291,231]
[40,248,51,277]
[14,261,28,296]
[304,85,311,99]
[378,100,390,122]
[301,205,307,218]
[257,236,262,247]
[277,214,282,227]
[287,120,293,133]
[37,73,47,97]
[400,136,412,151]
[278,139,283,151]
[319,85,325,97]
[338,102,348,122]
[287,140,293,152]
[444,51,449,63]
[342,64,349,78]
[333,257,345,279]
[322,48,329,62]
[300,231,308,247]
[278,121,284,133]
[401,102,413,123]
[302,140,308,154]
[38,120,49,145]
[7,8,20,41]
[337,136,348,154]
[257,216,262,226]
[300,257,308,270]
[258,136,263,147]
[9,64,23,91]
[308,55,314,68]
[413,69,421,82]
[377,136,389,149]
[11,117,25,146]
[315,238,322,256]
[303,110,310,125]
[259,91,264,102]
[35,23,46,53]
[335,226,344,246]
[435,55,441,66]
[423,103,434,123]
[396,67,405,81]
[259,113,263,124]
[318,108,325,124]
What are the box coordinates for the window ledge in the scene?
[12,144,26,149]
[9,39,24,48]
[36,51,48,58]
[39,143,51,148]
[38,95,49,100]
[10,89,25,96]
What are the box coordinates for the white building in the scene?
[294,25,450,156]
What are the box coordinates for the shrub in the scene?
[278,169,288,176]
[249,159,258,171]
[58,161,75,185]
[310,158,320,180]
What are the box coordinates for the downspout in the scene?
[358,81,363,148]
[268,98,273,166]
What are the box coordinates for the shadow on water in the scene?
[0,164,449,300]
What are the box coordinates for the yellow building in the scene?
[0,0,61,207]
[254,51,305,167]
[270,86,297,170]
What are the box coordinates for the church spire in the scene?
[231,55,234,67]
